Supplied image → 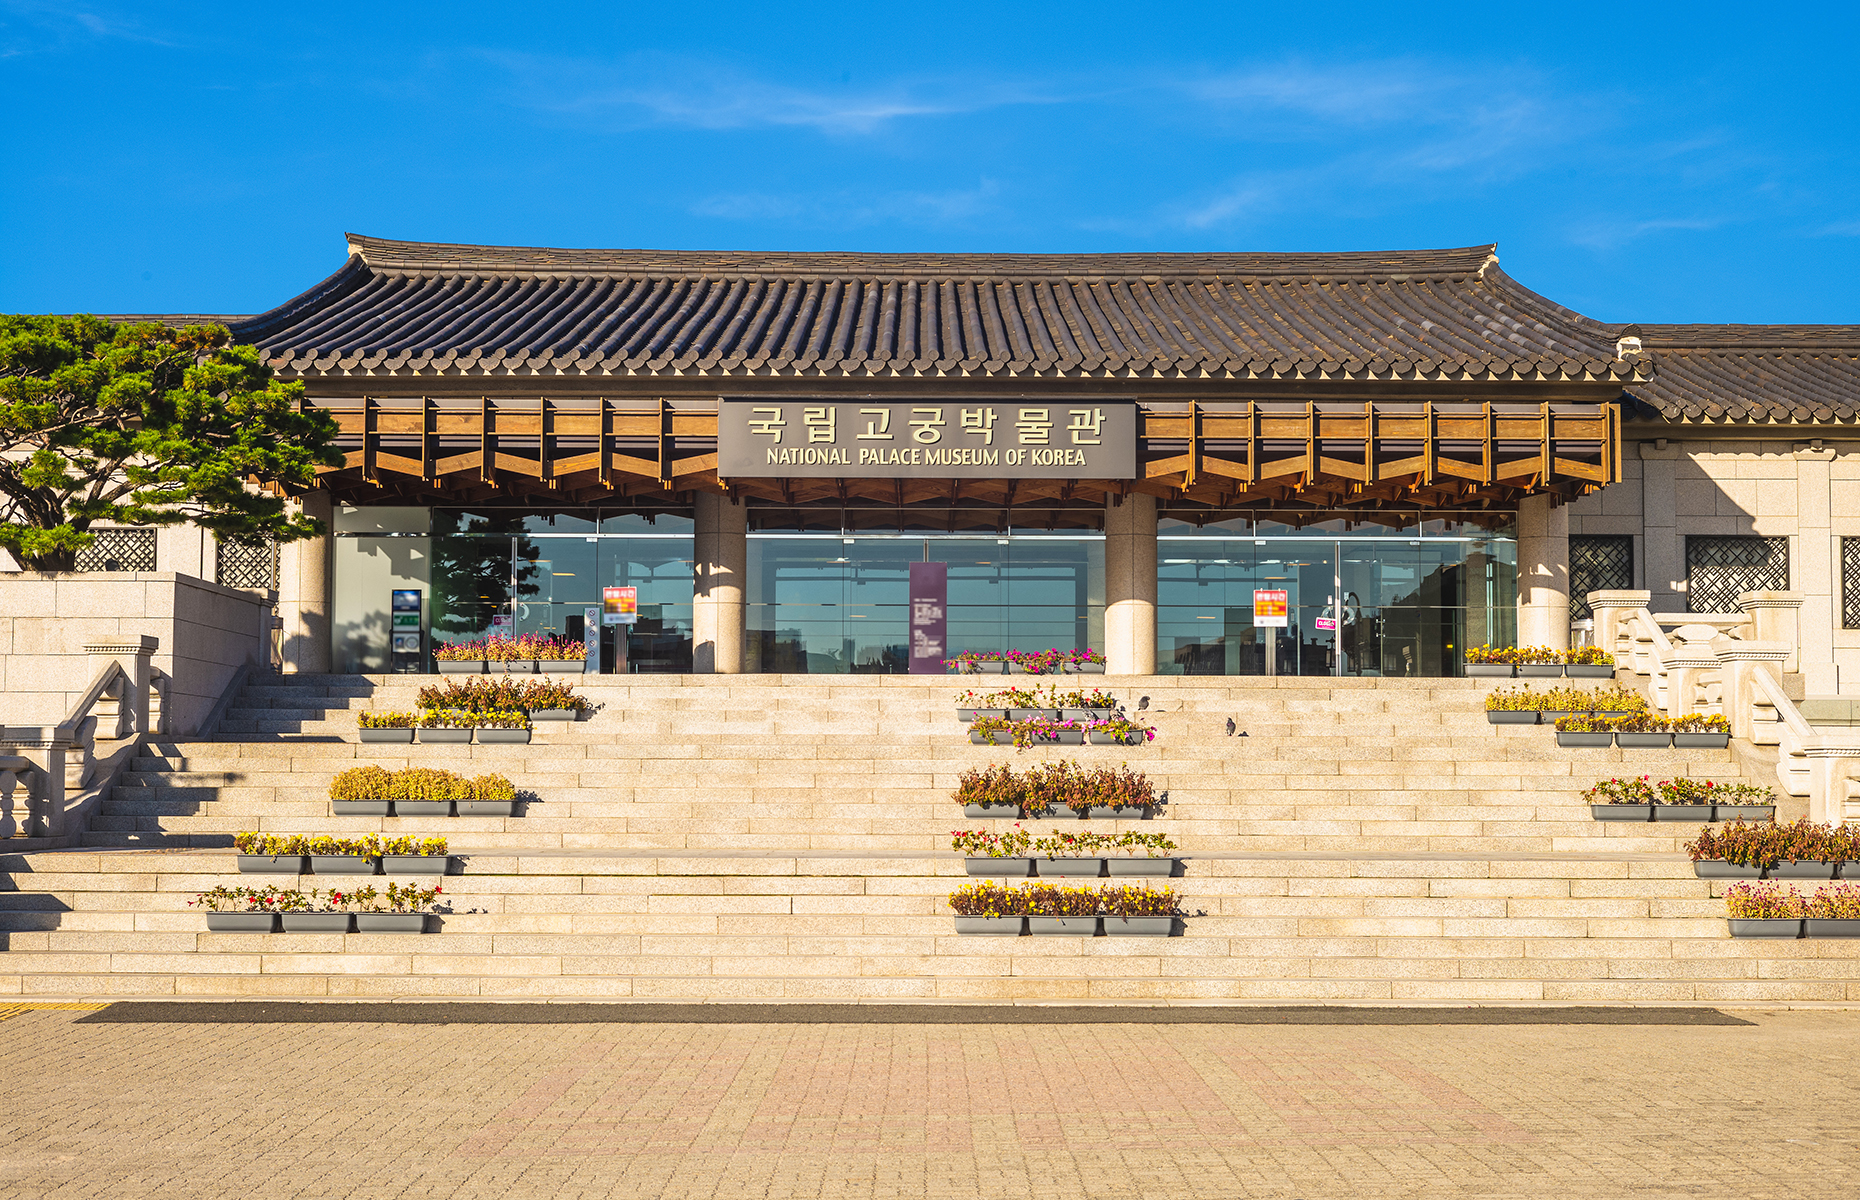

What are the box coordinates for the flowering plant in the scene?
[1565,646,1615,666]
[1023,882,1101,916]
[1463,644,1516,665]
[472,708,531,730]
[1606,712,1671,734]
[433,638,489,662]
[1724,880,1805,919]
[944,652,1005,672]
[329,765,513,802]
[1088,716,1156,743]
[418,707,477,730]
[950,825,1031,858]
[416,677,589,713]
[1028,830,1176,859]
[1098,884,1181,917]
[1584,776,1655,805]
[1686,819,1852,867]
[357,711,417,729]
[947,880,1031,917]
[190,885,279,912]
[1511,645,1563,665]
[1670,713,1731,733]
[350,882,445,913]
[1808,884,1860,920]
[1554,715,1613,732]
[233,832,302,857]
[955,764,1026,813]
[379,835,449,857]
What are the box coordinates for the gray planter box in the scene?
[531,709,578,722]
[395,800,453,817]
[1040,803,1078,818]
[280,913,353,933]
[381,855,449,875]
[957,708,1007,722]
[1616,732,1674,748]
[1106,858,1175,877]
[1556,732,1614,748]
[1027,916,1099,935]
[436,661,484,674]
[355,913,427,933]
[456,799,516,817]
[1007,708,1060,721]
[499,661,537,673]
[1102,916,1175,936]
[1769,860,1837,879]
[1652,805,1713,821]
[417,727,472,744]
[1061,708,1117,722]
[1565,664,1617,679]
[308,855,376,874]
[1050,730,1084,745]
[962,803,1020,819]
[237,854,306,874]
[1694,860,1762,879]
[1674,732,1731,748]
[1841,862,1860,880]
[537,661,586,674]
[968,662,1006,674]
[1714,805,1774,823]
[1486,711,1538,725]
[953,916,1023,934]
[964,857,1032,877]
[1728,918,1803,939]
[1035,858,1105,878]
[1590,804,1652,821]
[1805,919,1860,938]
[205,912,277,932]
[475,728,532,744]
[358,728,414,743]
[1517,664,1564,678]
[1073,663,1106,674]
[1464,663,1515,678]
[989,731,1016,745]
[331,799,390,816]
[1089,731,1145,745]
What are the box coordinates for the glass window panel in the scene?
[332,535,432,674]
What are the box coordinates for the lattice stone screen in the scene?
[1844,538,1860,629]
[1686,535,1789,613]
[216,537,279,591]
[1569,535,1633,620]
[72,527,156,572]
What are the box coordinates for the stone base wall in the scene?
[0,572,270,734]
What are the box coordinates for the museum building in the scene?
[140,235,1860,687]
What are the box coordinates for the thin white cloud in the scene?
[1566,217,1723,250]
[691,180,1003,229]
[0,0,177,50]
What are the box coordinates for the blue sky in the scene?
[4,1,1857,324]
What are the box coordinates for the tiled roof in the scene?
[231,235,1641,383]
[1628,325,1860,423]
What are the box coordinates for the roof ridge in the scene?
[1641,323,1860,349]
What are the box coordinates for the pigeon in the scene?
[1137,696,1150,711]
[1225,717,1236,736]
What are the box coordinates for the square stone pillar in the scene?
[1104,493,1157,675]
[1794,444,1837,693]
[277,491,332,674]
[1588,590,1652,665]
[85,635,158,739]
[1739,591,1805,678]
[693,492,747,674]
[1639,440,1682,612]
[1515,493,1570,650]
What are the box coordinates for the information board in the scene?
[1252,590,1288,628]
[603,586,638,626]
[390,589,422,670]
[908,562,948,675]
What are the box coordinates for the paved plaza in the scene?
[1,1005,1858,1198]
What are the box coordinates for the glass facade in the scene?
[745,533,1103,674]
[1156,512,1516,677]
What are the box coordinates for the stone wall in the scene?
[0,572,271,734]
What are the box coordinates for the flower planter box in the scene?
[237,854,306,874]
[331,799,391,816]
[1050,731,1084,745]
[394,800,453,817]
[1652,805,1713,821]
[1694,860,1763,879]
[1027,916,1099,935]
[1556,732,1614,748]
[968,731,1016,746]
[964,857,1033,877]
[1088,731,1145,745]
[355,913,428,933]
[1464,663,1515,678]
[1566,664,1617,679]
[1061,708,1117,722]
[1728,918,1803,939]
[499,661,538,673]
[1039,803,1079,818]
[205,912,277,932]
[958,662,1005,674]
[457,799,516,817]
[962,803,1020,819]
[1615,732,1674,748]
[308,855,376,874]
[1769,860,1838,880]
[953,916,1023,934]
[1517,664,1564,678]
[1105,858,1175,877]
[1805,919,1860,938]
[1590,804,1652,821]
[1674,732,1731,748]
[417,728,472,744]
[475,728,532,744]
[1072,663,1106,674]
[1485,711,1538,725]
[1007,708,1060,721]
[531,709,578,722]
[382,855,450,876]
[1714,805,1774,822]
[1036,858,1105,878]
[358,728,414,743]
[280,913,353,933]
[957,708,1007,722]
[537,661,586,674]
[1101,916,1174,936]
[437,661,485,675]
[1004,663,1032,675]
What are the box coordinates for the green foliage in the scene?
[952,762,1158,815]
[950,825,1031,858]
[1686,819,1855,867]
[0,316,342,569]
[1583,775,1656,805]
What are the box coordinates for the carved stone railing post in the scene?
[1588,591,1652,666]
[1805,741,1860,825]
[1738,592,1804,677]
[149,667,171,736]
[1714,639,1791,742]
[85,636,157,738]
[1661,624,1727,719]
[0,725,73,838]
[0,755,29,839]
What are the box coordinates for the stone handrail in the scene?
[1,637,157,842]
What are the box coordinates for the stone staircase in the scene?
[3,672,1854,1004]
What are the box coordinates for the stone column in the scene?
[1515,493,1570,650]
[692,492,747,674]
[1639,440,1682,611]
[1104,493,1157,675]
[1739,591,1806,678]
[1794,444,1837,693]
[277,491,333,674]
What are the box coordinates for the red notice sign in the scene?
[1252,589,1288,628]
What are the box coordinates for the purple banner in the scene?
[908,561,948,675]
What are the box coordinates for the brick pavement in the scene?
[2,1007,1858,1198]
